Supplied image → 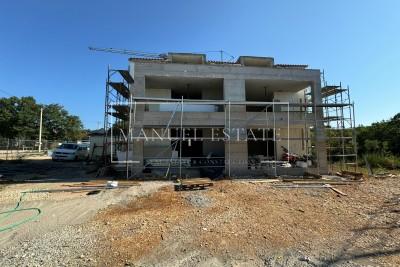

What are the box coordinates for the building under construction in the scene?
[101,52,357,178]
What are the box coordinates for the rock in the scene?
[299,255,310,262]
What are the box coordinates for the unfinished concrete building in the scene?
[102,52,356,178]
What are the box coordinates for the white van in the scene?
[52,143,89,161]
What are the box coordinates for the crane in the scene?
[88,46,168,59]
[89,47,235,62]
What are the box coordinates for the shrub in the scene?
[361,153,400,169]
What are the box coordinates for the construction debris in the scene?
[273,183,348,196]
[25,186,130,194]
[303,172,322,179]
[291,180,359,185]
[373,173,399,179]
[336,170,364,180]
[326,185,347,196]
[175,178,213,191]
[26,180,140,194]
[244,179,280,184]
[272,175,360,196]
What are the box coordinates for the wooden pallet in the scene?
[175,178,213,191]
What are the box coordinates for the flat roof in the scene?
[129,52,308,69]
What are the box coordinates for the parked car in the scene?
[52,143,89,161]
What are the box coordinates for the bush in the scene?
[361,153,400,169]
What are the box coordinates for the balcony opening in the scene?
[245,79,309,112]
[247,129,275,168]
[145,76,224,112]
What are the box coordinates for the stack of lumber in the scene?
[175,178,213,191]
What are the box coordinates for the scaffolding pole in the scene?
[273,101,277,176]
[287,102,290,164]
[179,96,183,179]
[228,101,231,177]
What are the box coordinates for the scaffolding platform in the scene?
[116,70,134,84]
[321,85,347,97]
[109,82,130,99]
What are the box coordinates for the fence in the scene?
[0,138,63,160]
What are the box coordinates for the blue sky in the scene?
[0,0,399,129]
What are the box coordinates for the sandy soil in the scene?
[91,178,400,267]
[0,181,169,246]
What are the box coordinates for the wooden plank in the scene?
[292,181,359,185]
[281,179,323,182]
[303,172,322,179]
[328,186,348,196]
[341,170,363,177]
[176,178,213,191]
[180,178,213,186]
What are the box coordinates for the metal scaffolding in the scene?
[102,66,133,169]
[102,67,357,179]
[321,72,357,172]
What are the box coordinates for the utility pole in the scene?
[38,107,43,152]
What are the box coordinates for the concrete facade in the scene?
[125,53,327,177]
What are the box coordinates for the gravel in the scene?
[0,224,99,267]
[185,192,212,208]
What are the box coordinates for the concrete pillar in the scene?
[311,79,328,174]
[130,74,145,177]
[223,78,248,177]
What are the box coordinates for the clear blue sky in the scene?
[1,0,399,129]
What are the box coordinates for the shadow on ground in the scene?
[0,158,99,184]
[318,193,400,266]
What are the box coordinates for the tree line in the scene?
[0,96,86,141]
[355,113,400,169]
[357,113,400,156]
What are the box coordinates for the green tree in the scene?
[0,96,18,137]
[42,104,85,140]
[0,96,85,141]
[0,96,40,139]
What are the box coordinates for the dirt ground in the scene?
[87,177,400,267]
[1,158,400,266]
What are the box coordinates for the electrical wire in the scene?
[0,88,13,97]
